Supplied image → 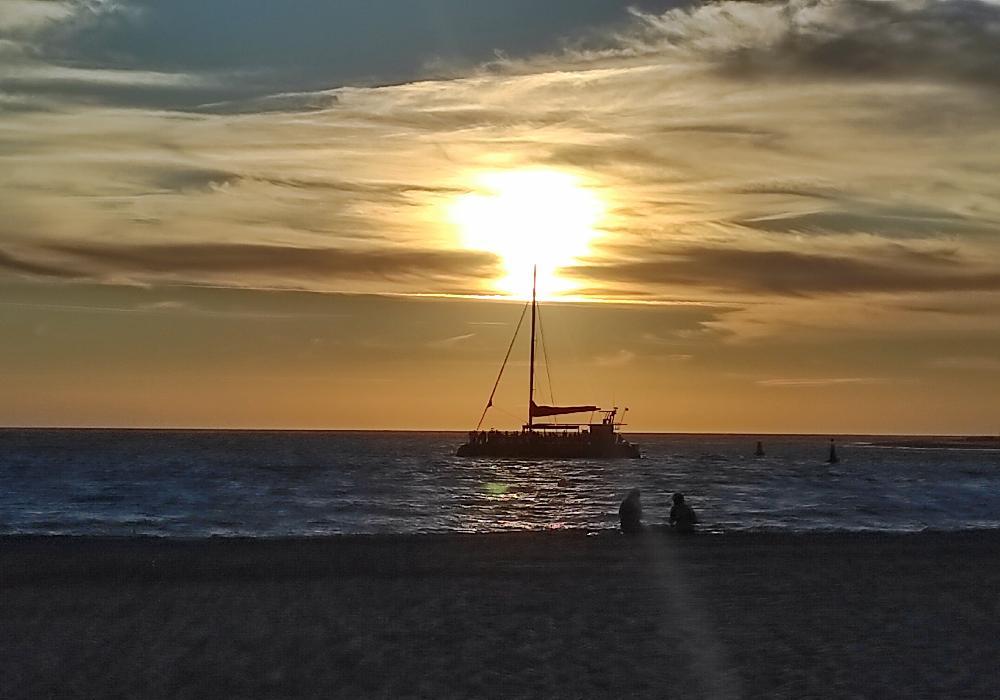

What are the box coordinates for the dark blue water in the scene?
[1,430,998,537]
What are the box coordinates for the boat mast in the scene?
[527,265,537,430]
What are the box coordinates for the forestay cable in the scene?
[475,301,530,430]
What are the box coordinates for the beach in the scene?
[3,530,998,699]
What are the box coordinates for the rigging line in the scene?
[491,404,521,423]
[536,302,558,423]
[536,302,555,404]
[475,301,530,431]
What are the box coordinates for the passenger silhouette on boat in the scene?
[669,492,697,534]
[619,488,643,534]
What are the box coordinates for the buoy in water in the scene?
[826,439,839,464]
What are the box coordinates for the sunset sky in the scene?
[2,0,999,433]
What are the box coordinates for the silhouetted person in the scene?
[619,488,643,534]
[754,440,765,457]
[669,492,697,533]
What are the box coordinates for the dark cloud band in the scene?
[0,241,499,286]
[573,243,1000,297]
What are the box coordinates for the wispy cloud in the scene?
[756,377,899,388]
[0,0,217,109]
[0,241,499,292]
[927,356,1000,372]
[0,247,82,279]
[572,243,1000,297]
[2,64,211,88]
[607,0,1000,89]
[426,332,476,348]
[595,349,636,367]
[0,1,73,32]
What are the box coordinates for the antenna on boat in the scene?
[527,264,537,431]
[617,407,628,427]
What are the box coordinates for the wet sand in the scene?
[2,530,998,699]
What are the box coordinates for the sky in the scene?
[2,0,999,433]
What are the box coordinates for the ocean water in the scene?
[1,429,998,537]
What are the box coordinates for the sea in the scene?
[1,430,998,537]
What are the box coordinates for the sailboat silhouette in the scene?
[457,267,640,458]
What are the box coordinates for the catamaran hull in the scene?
[457,437,641,459]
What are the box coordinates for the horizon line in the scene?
[1,426,997,439]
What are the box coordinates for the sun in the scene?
[449,169,605,299]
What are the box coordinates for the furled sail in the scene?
[530,401,599,418]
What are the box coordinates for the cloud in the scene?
[195,91,339,115]
[426,332,476,348]
[0,1,73,33]
[735,204,995,237]
[615,0,1000,89]
[927,356,1000,372]
[595,349,636,366]
[755,376,899,387]
[0,247,83,279]
[255,176,466,200]
[572,243,1000,297]
[731,179,841,200]
[0,241,499,291]
[146,166,241,192]
[1,64,209,88]
[4,1,693,109]
[1,0,999,332]
[0,1,221,109]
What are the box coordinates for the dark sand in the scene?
[3,531,999,699]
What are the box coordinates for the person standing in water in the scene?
[669,492,697,533]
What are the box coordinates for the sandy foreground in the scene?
[2,530,999,699]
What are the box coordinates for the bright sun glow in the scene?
[449,170,605,299]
